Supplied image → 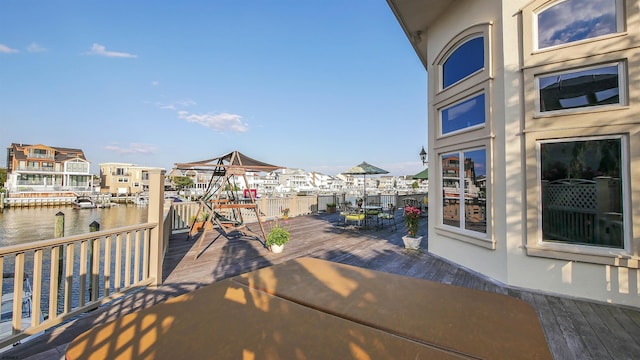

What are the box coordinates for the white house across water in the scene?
[387,0,640,307]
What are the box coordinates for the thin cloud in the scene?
[85,43,137,58]
[0,44,19,54]
[157,99,196,111]
[104,143,157,155]
[27,42,47,53]
[177,110,248,133]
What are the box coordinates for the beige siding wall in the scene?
[423,0,640,307]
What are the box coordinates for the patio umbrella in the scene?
[412,168,429,180]
[344,161,389,204]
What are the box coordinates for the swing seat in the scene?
[214,211,242,226]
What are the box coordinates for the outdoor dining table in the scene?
[65,257,551,360]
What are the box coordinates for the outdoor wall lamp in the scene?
[419,146,428,166]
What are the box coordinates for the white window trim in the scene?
[433,22,493,98]
[534,61,627,117]
[438,90,487,138]
[437,146,493,249]
[528,134,636,266]
[532,0,625,52]
[440,34,485,90]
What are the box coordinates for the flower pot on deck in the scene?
[270,244,285,253]
[402,235,422,250]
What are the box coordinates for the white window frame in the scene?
[528,134,634,264]
[438,91,487,137]
[534,61,627,116]
[441,35,485,90]
[433,23,492,98]
[436,146,493,249]
[533,0,625,52]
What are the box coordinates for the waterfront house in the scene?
[5,143,93,193]
[99,162,163,196]
[387,0,640,307]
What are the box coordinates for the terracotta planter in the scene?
[192,221,213,232]
[327,206,337,214]
[402,235,422,250]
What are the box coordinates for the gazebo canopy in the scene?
[175,150,283,173]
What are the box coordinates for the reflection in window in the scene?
[443,36,484,88]
[442,149,487,234]
[540,137,623,248]
[538,64,620,112]
[537,0,617,49]
[441,94,485,135]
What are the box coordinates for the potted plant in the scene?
[266,222,290,253]
[326,203,337,213]
[281,208,290,220]
[402,205,422,250]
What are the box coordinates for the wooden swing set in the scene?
[175,151,282,259]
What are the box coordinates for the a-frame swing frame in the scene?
[175,151,282,259]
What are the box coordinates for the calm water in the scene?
[0,205,148,247]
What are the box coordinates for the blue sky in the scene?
[0,1,427,176]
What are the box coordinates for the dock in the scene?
[3,212,640,359]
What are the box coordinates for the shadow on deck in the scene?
[3,212,640,360]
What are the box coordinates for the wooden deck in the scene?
[4,212,640,359]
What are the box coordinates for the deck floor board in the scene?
[4,212,640,360]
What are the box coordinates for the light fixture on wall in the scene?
[419,146,428,166]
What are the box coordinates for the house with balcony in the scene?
[5,143,93,193]
[99,162,163,196]
[387,0,639,307]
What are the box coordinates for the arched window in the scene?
[442,36,484,89]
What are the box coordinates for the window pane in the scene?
[443,37,484,88]
[538,65,619,112]
[540,138,623,248]
[441,94,485,135]
[537,0,617,49]
[442,153,460,228]
[463,149,487,233]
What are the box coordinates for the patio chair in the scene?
[345,207,366,228]
[365,202,382,228]
[337,202,354,226]
[378,205,397,230]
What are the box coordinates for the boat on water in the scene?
[72,196,96,209]
[0,274,43,351]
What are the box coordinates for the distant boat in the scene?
[72,196,96,209]
[0,274,43,351]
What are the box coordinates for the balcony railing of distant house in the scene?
[14,166,57,172]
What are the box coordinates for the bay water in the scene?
[0,205,148,247]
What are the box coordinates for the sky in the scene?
[0,0,428,177]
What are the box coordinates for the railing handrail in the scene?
[0,223,158,256]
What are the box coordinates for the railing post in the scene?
[148,169,165,287]
[89,221,100,301]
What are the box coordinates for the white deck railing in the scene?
[0,169,167,350]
